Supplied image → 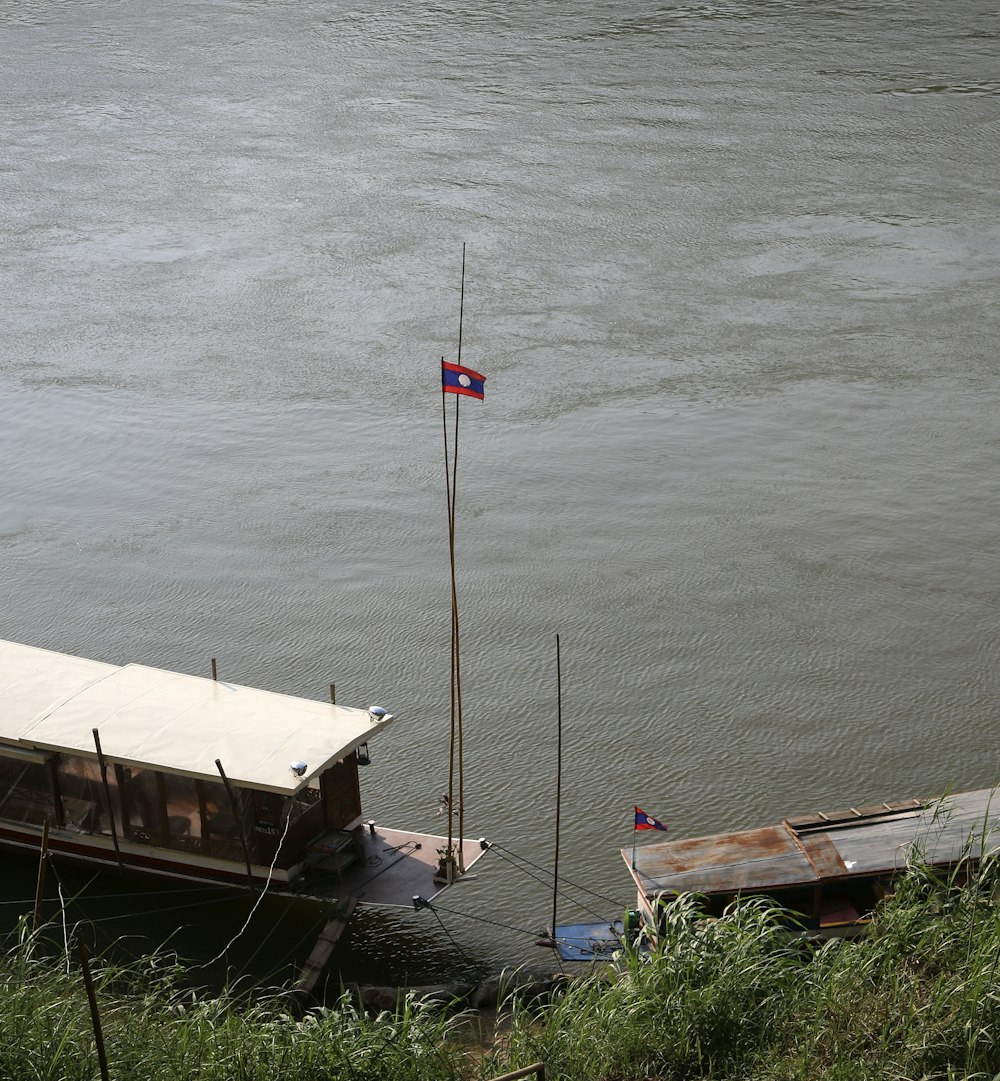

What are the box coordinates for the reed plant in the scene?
[0,917,470,1081]
[4,852,1000,1080]
[485,853,1000,1081]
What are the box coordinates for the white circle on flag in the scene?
[458,373,471,387]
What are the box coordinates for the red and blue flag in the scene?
[634,806,668,832]
[442,361,486,400]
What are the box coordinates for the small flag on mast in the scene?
[634,806,668,832]
[442,360,486,400]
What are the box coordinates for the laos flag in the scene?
[634,806,668,832]
[442,361,486,400]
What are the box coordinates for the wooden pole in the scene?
[442,359,457,874]
[76,931,111,1081]
[215,759,255,886]
[33,819,50,934]
[329,683,336,705]
[456,242,467,366]
[453,392,466,872]
[453,243,467,873]
[92,730,122,868]
[551,634,562,942]
[443,243,470,879]
[211,657,218,681]
[487,1064,545,1081]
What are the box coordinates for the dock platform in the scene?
[296,825,488,909]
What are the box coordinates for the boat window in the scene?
[54,755,113,834]
[119,767,167,844]
[0,755,56,826]
[199,778,246,859]
[129,773,255,861]
[159,773,202,843]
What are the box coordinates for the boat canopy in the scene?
[625,788,1000,898]
[0,639,394,794]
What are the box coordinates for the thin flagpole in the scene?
[551,633,562,940]
[456,243,466,367]
[453,244,468,873]
[452,390,466,872]
[442,360,457,863]
[632,808,637,870]
[442,244,471,879]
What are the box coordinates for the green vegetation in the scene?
[495,859,1000,1081]
[5,857,1000,1079]
[0,924,467,1081]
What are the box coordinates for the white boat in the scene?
[0,638,486,907]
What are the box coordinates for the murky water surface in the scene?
[1,0,999,983]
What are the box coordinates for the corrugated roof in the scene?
[628,825,819,895]
[0,639,394,793]
[625,788,1000,898]
[829,788,1000,874]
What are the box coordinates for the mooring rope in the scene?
[193,807,294,970]
[487,840,624,910]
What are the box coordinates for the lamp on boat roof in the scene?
[368,705,388,722]
[356,742,371,766]
[289,761,307,777]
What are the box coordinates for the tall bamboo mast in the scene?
[441,244,468,879]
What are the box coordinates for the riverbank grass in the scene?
[493,857,1000,1080]
[3,854,1000,1079]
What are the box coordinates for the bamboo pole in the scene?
[77,931,111,1081]
[92,729,122,868]
[215,759,255,886]
[452,391,466,872]
[487,1064,545,1081]
[453,244,467,873]
[442,243,470,878]
[456,242,466,367]
[551,634,562,943]
[442,360,457,875]
[33,819,49,934]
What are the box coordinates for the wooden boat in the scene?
[623,788,1000,938]
[0,638,486,907]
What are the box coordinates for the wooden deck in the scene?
[296,825,488,908]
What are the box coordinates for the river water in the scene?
[1,0,999,985]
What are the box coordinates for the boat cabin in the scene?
[623,788,1000,937]
[0,638,392,891]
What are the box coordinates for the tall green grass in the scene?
[0,918,469,1081]
[5,853,1000,1080]
[487,855,1000,1081]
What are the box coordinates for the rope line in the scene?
[426,905,474,965]
[421,899,626,957]
[419,899,540,939]
[487,841,623,909]
[485,845,607,922]
[2,882,239,909]
[238,894,295,972]
[57,877,69,974]
[193,807,294,971]
[69,895,237,925]
[42,855,235,928]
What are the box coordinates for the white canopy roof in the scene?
[0,639,394,793]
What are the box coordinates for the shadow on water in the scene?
[10,848,488,999]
